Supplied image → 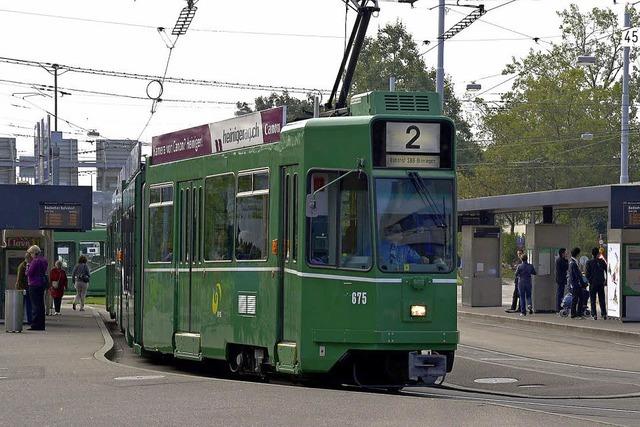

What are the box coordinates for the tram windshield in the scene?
[376,177,454,273]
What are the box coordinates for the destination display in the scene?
[151,106,286,165]
[39,203,82,230]
[623,201,640,228]
[372,120,453,169]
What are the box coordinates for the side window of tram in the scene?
[204,174,234,261]
[148,185,174,262]
[79,241,105,271]
[307,171,371,269]
[235,170,269,261]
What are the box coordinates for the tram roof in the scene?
[458,184,621,214]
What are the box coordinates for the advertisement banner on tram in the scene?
[151,106,286,165]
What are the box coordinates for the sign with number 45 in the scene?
[622,27,640,47]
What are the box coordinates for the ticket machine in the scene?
[526,224,570,312]
[461,225,501,307]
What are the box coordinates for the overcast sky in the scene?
[0,0,623,186]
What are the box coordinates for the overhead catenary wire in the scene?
[0,8,344,40]
[0,56,331,95]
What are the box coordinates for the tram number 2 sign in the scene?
[351,291,367,305]
[385,122,441,168]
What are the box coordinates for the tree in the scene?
[351,21,482,172]
[235,91,313,123]
[465,5,640,198]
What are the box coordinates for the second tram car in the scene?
[107,91,458,387]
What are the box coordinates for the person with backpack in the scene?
[72,255,91,311]
[586,247,607,320]
[568,247,586,319]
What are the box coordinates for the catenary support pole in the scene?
[436,0,445,110]
[621,7,630,184]
[53,64,59,132]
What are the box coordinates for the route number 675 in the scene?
[352,291,367,305]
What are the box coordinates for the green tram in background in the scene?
[107,91,459,388]
[54,229,107,296]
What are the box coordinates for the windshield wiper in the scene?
[407,171,447,229]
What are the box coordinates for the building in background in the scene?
[95,139,138,193]
[0,137,17,184]
[15,115,140,224]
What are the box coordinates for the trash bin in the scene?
[5,290,24,333]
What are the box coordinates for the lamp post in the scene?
[621,5,631,184]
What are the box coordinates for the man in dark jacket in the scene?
[515,253,536,316]
[568,247,586,318]
[555,248,569,312]
[506,249,524,313]
[586,247,607,320]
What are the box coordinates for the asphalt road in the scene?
[107,314,640,426]
[3,305,638,426]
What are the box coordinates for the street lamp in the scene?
[576,55,596,67]
[466,82,482,91]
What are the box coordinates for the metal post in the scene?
[313,96,320,118]
[621,7,630,184]
[389,76,396,92]
[53,64,59,132]
[436,0,445,110]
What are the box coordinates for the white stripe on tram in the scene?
[142,267,457,285]
[284,268,401,283]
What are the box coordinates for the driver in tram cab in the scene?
[379,223,429,271]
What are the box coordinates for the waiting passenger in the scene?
[586,247,607,320]
[72,255,91,312]
[26,245,48,331]
[15,254,32,324]
[514,253,536,316]
[49,260,68,316]
[555,248,569,312]
[568,247,586,319]
[378,224,428,271]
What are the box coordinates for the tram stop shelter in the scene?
[458,183,640,322]
[0,184,92,319]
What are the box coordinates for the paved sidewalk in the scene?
[3,304,562,426]
[458,283,640,340]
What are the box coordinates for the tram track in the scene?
[97,310,640,425]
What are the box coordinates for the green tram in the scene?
[107,91,458,387]
[54,229,107,296]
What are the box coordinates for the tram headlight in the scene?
[410,305,427,317]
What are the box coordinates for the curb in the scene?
[91,308,118,365]
[458,310,640,341]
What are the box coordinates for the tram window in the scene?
[80,241,105,271]
[236,169,269,261]
[148,184,174,263]
[204,174,234,261]
[292,174,298,262]
[307,171,371,270]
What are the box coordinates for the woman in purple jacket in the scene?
[26,245,48,331]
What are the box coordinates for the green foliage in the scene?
[352,21,481,173]
[463,4,640,197]
[501,232,518,268]
[555,208,607,253]
[235,91,313,122]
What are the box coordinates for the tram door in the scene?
[176,180,203,334]
[279,165,299,341]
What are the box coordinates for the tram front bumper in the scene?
[408,352,447,385]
